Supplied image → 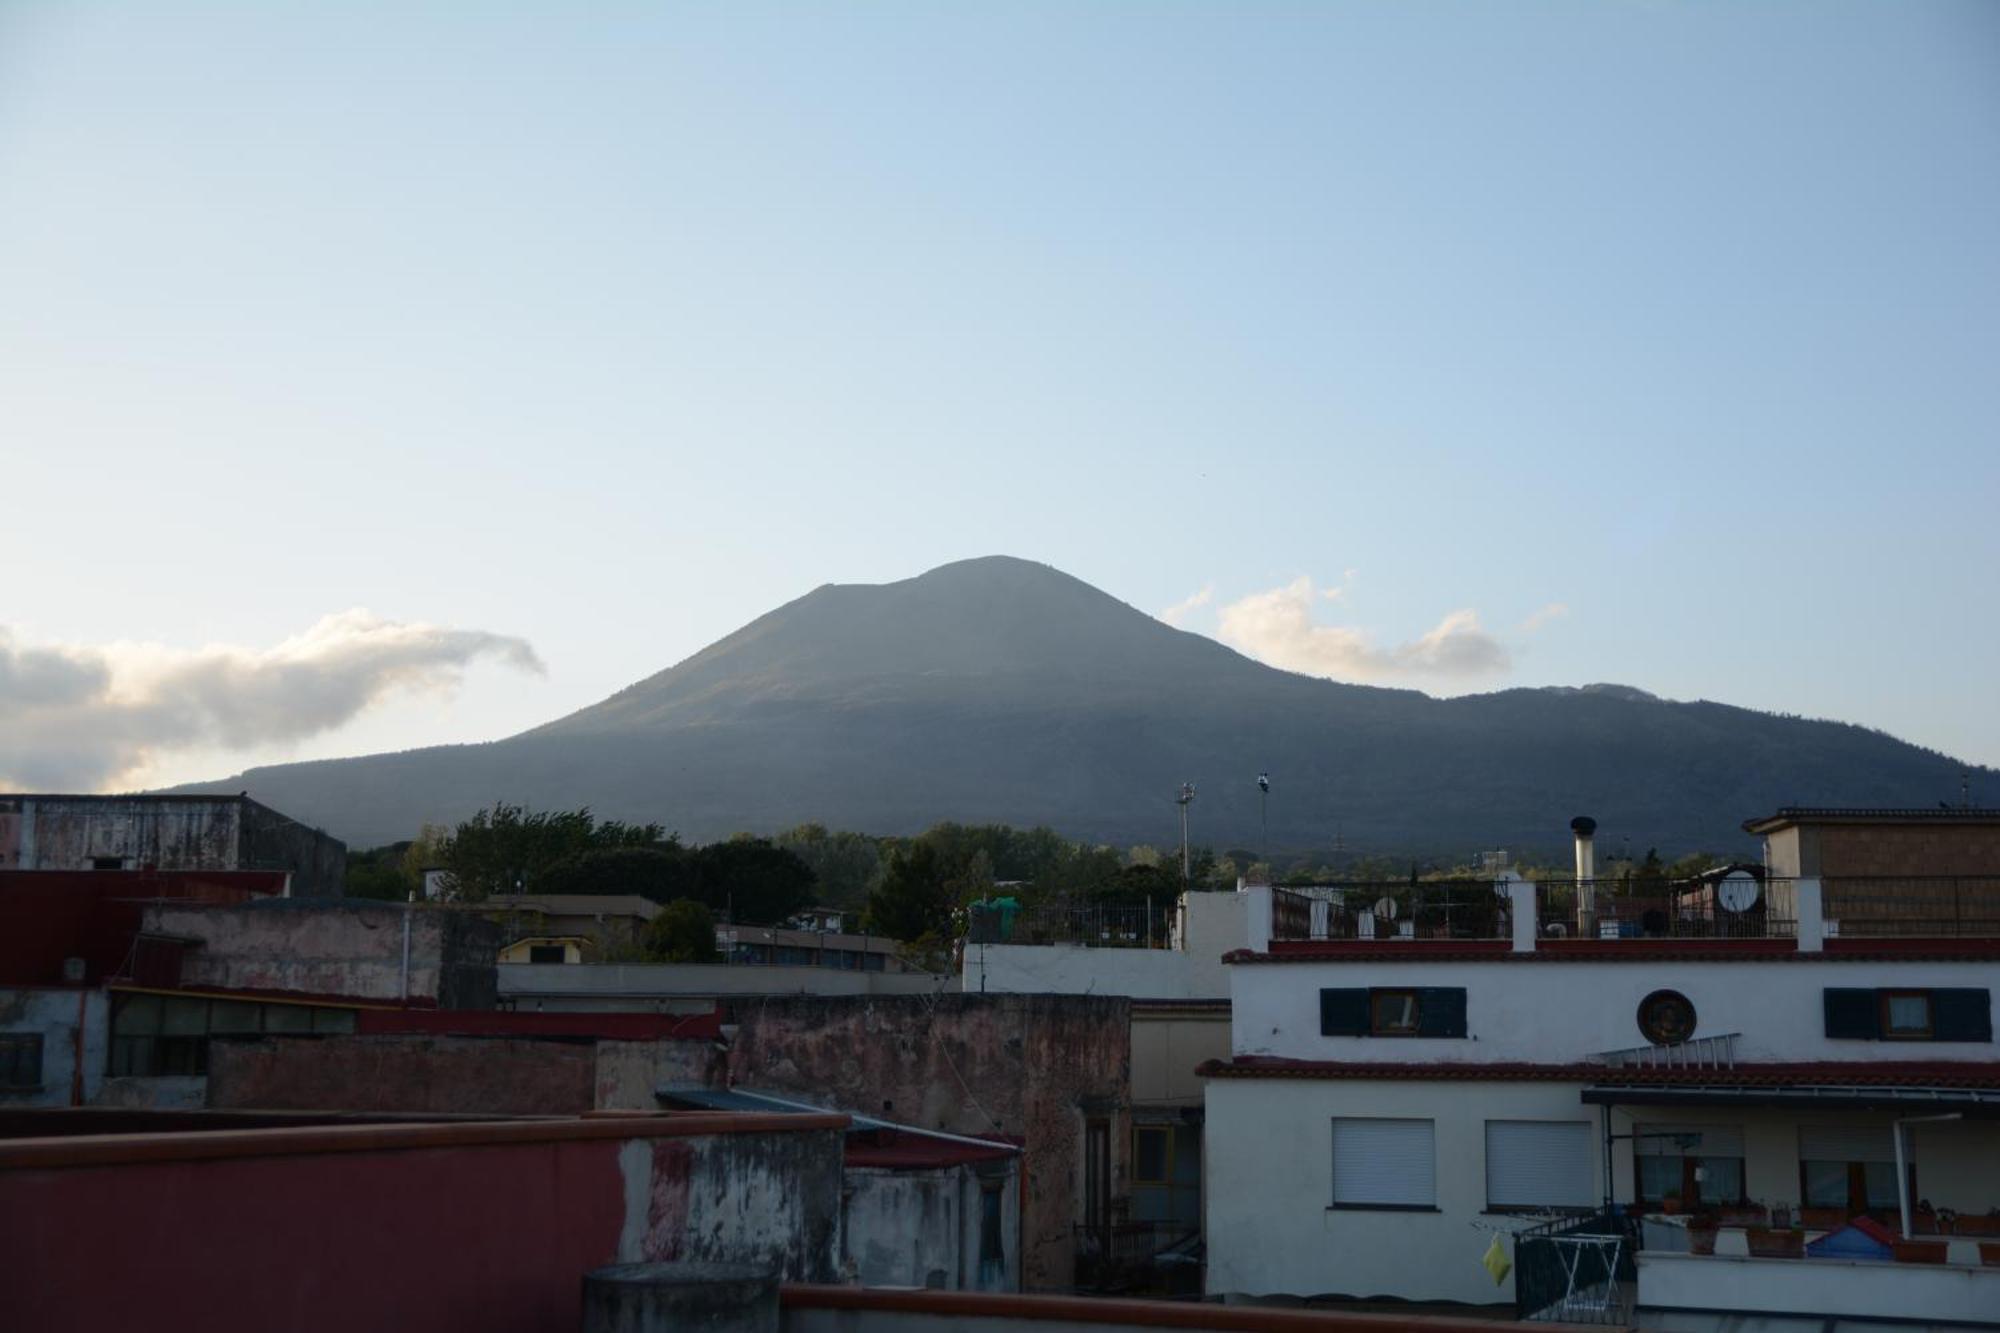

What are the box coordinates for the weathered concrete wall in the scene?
[0,1116,844,1333]
[841,1163,1020,1292]
[500,961,955,1010]
[208,1034,598,1114]
[0,795,345,895]
[143,900,498,1005]
[0,988,107,1107]
[725,994,1129,1292]
[594,1037,720,1111]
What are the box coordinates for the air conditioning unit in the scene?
[61,956,86,983]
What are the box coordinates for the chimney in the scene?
[1571,816,1597,934]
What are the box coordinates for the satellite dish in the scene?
[1373,896,1399,920]
[1717,871,1760,913]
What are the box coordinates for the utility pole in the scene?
[1176,782,1197,888]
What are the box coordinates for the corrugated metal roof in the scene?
[656,1086,1018,1169]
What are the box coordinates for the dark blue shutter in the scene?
[1417,988,1468,1038]
[1321,988,1370,1036]
[1934,989,1993,1043]
[1823,989,1879,1039]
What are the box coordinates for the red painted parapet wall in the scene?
[0,1113,845,1333]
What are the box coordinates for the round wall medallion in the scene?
[1637,990,1697,1045]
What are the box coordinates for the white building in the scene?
[1202,867,2000,1324]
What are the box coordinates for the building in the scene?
[2,894,499,1110]
[1748,807,2000,937]
[962,889,1250,1291]
[1199,837,2000,1325]
[0,793,346,896]
[661,1086,1023,1291]
[721,922,915,972]
[482,893,661,963]
[724,993,1131,1294]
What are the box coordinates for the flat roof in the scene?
[657,1087,1017,1169]
[1200,1057,2000,1089]
[1745,806,2000,833]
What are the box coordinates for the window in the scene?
[1824,988,1991,1042]
[1083,1118,1110,1241]
[1486,1121,1595,1212]
[978,1178,1007,1279]
[1880,991,1933,1039]
[1371,991,1420,1035]
[1,1034,44,1088]
[1634,1124,1745,1207]
[1133,1125,1171,1184]
[108,992,360,1076]
[528,944,568,964]
[90,856,124,870]
[1799,1125,1902,1215]
[1320,987,1468,1038]
[1331,1118,1436,1209]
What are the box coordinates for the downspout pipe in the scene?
[1896,1113,1962,1238]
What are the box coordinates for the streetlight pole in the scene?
[1258,772,1270,869]
[1176,782,1196,888]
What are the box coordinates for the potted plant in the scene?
[1687,1211,1719,1256]
[1746,1224,1804,1259]
[1892,1238,1949,1264]
[1953,1210,2000,1237]
[1661,1191,1684,1215]
[1980,1243,2000,1268]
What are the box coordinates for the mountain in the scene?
[172,556,1987,856]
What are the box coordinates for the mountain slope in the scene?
[173,556,1987,855]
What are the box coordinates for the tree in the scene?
[643,899,721,963]
[344,842,413,901]
[691,839,817,924]
[432,804,672,901]
[774,822,883,911]
[534,846,699,901]
[865,841,955,943]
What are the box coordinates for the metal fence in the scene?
[1269,881,1506,941]
[1821,876,2000,938]
[1514,1209,1636,1325]
[972,903,1169,948]
[1535,879,1797,940]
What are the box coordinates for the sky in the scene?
[2,0,1997,792]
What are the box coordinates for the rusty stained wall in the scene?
[593,1036,720,1110]
[722,993,1130,1292]
[207,1034,598,1114]
[141,901,499,1005]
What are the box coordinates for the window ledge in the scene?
[1327,1204,1441,1213]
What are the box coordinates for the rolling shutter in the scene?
[1332,1118,1435,1207]
[1799,1124,1894,1163]
[1934,989,1993,1043]
[1823,989,1878,1039]
[1485,1121,1595,1209]
[1321,988,1370,1036]
[1416,988,1468,1038]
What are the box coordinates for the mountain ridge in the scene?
[167,556,1989,854]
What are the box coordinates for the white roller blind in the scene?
[1635,1123,1744,1157]
[1799,1124,1894,1163]
[1332,1118,1435,1207]
[1486,1121,1596,1209]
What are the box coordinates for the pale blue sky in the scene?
[2,1,1996,790]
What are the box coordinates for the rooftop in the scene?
[1744,806,2000,832]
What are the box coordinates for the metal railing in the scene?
[1820,876,2000,938]
[1535,879,1797,941]
[973,903,1169,949]
[1269,881,1507,941]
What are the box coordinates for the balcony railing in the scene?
[1535,879,1798,941]
[1269,881,1507,942]
[1821,876,2000,938]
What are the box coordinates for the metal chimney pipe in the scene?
[1571,816,1598,935]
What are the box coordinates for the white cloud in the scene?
[0,611,544,791]
[1157,583,1215,628]
[1215,577,1511,682]
[1521,602,1570,633]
